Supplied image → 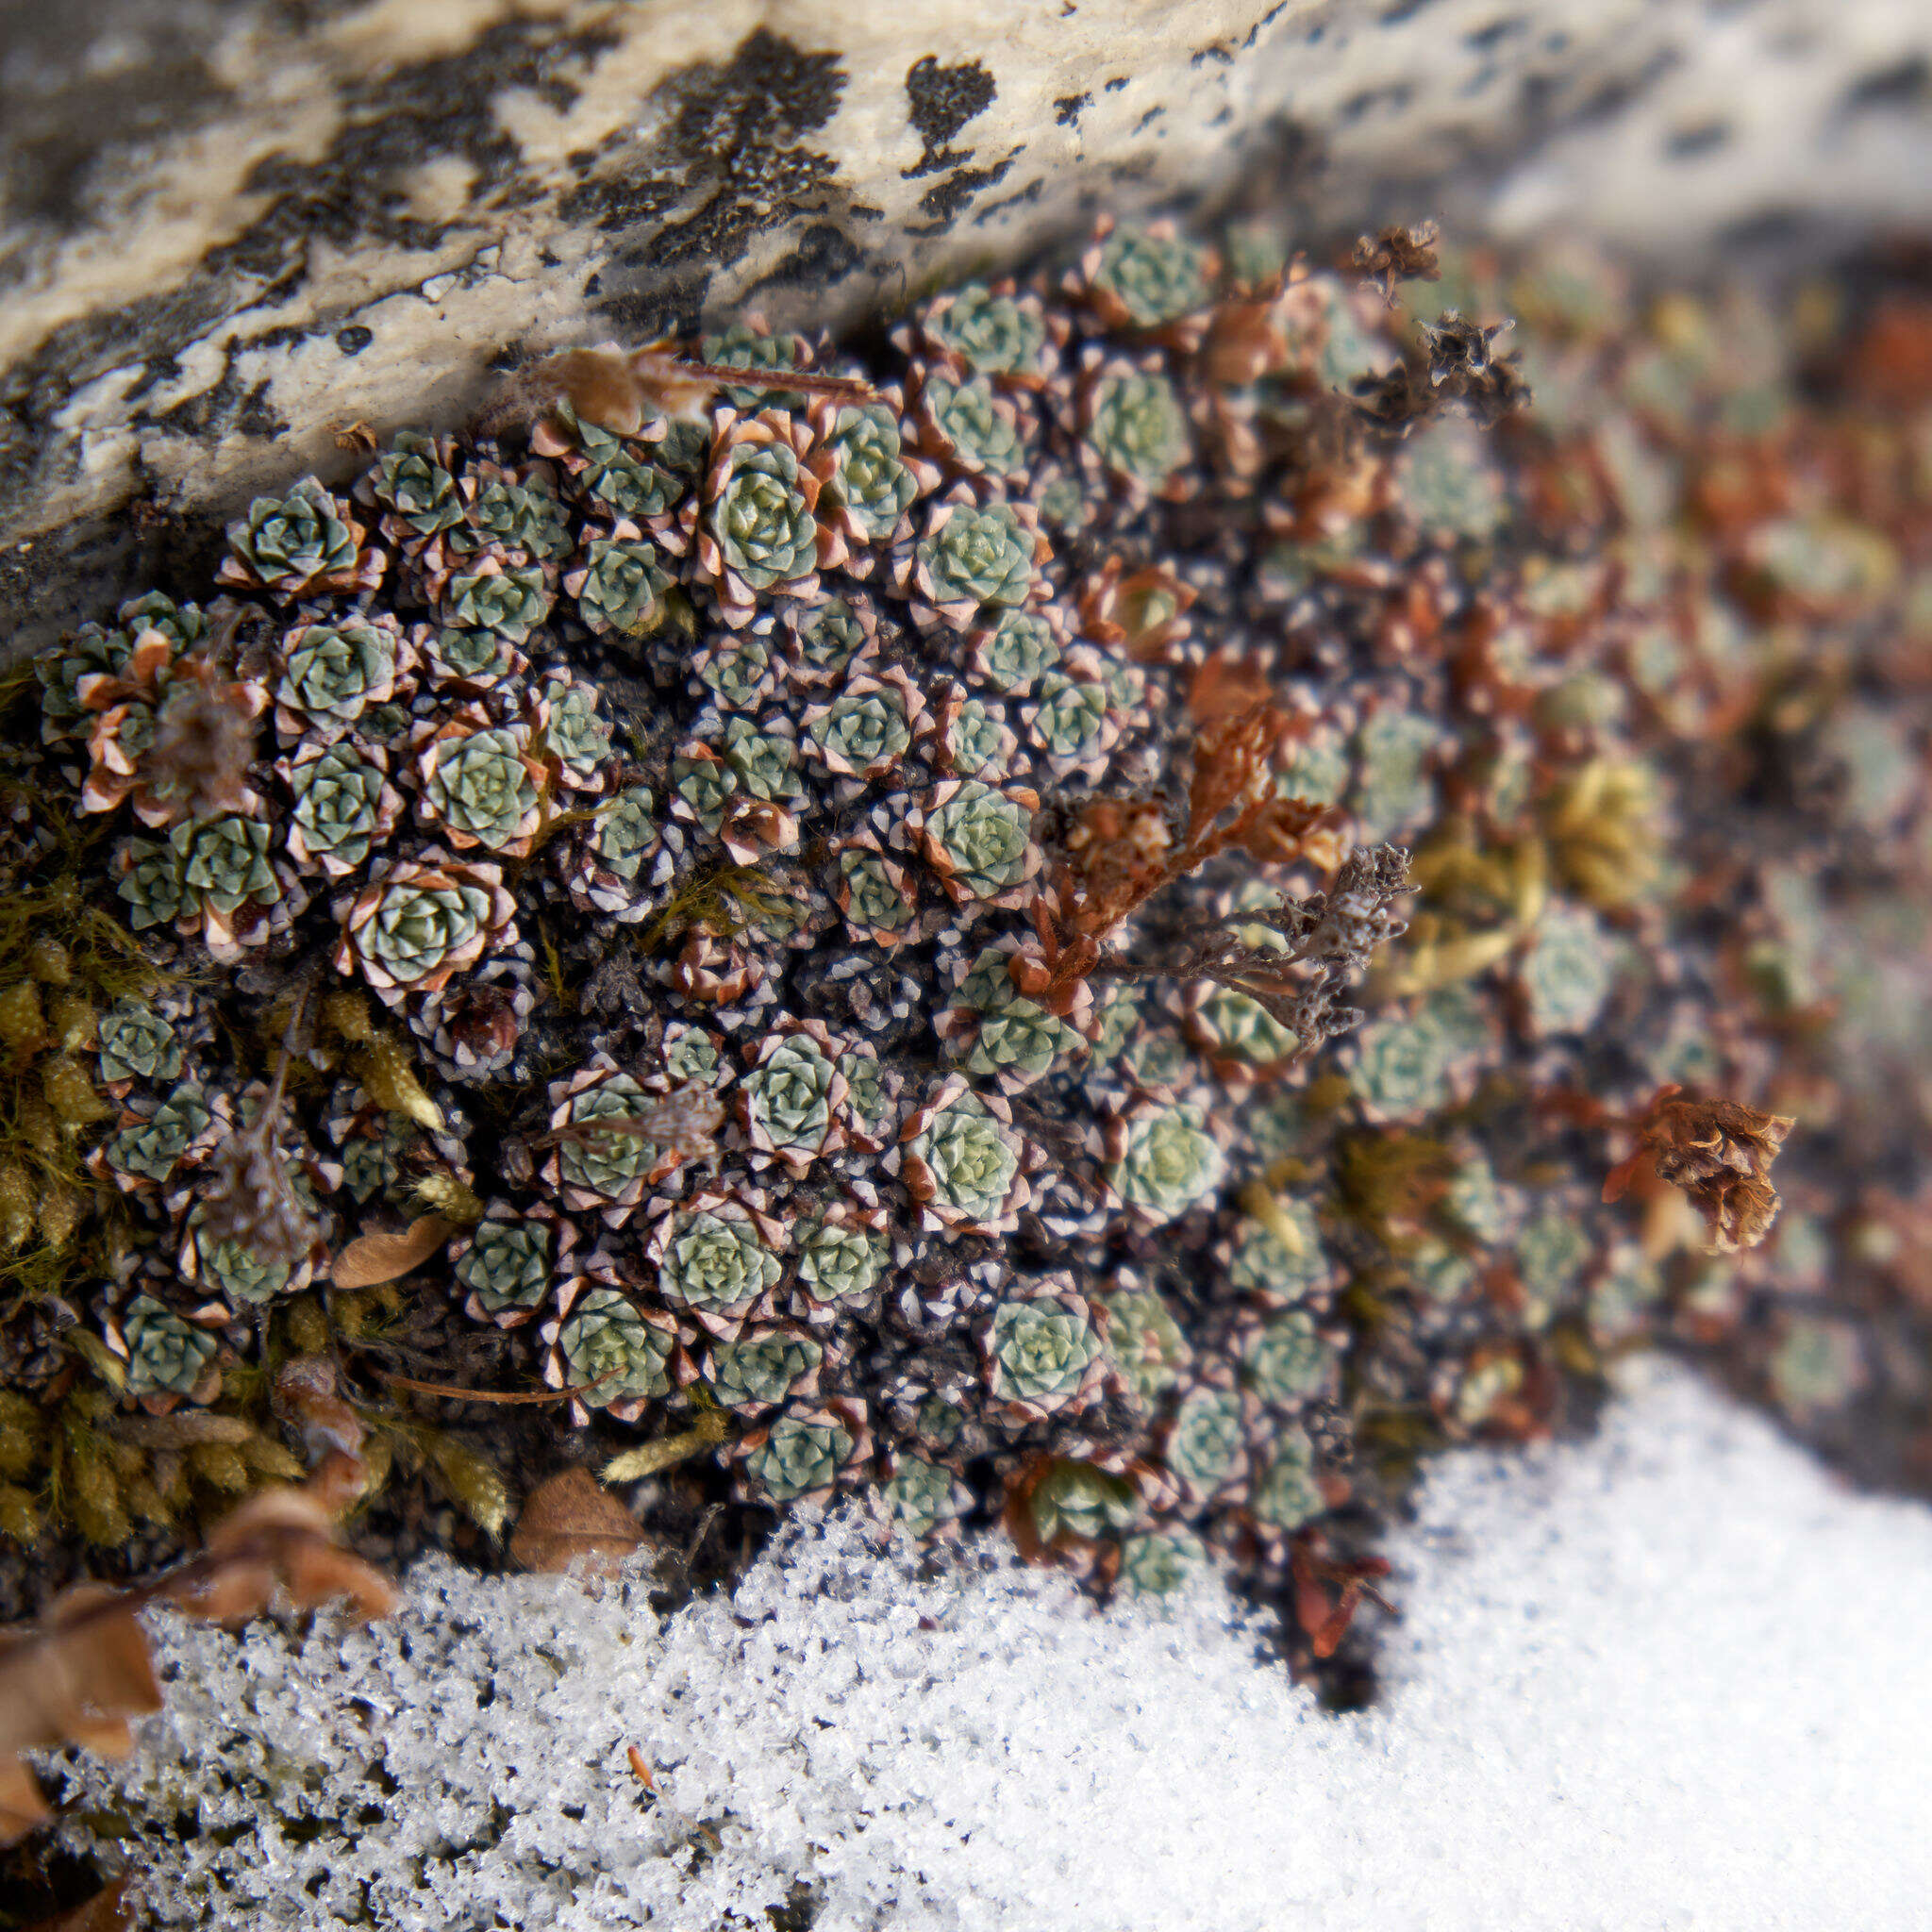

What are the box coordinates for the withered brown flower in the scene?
[1604,1087,1797,1255]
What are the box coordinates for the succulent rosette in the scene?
[1023,655,1119,783]
[1118,1526,1208,1600]
[93,1083,220,1193]
[670,742,739,836]
[75,630,268,825]
[905,778,1041,908]
[931,683,1021,780]
[1517,899,1615,1039]
[357,430,467,546]
[898,490,1047,628]
[418,625,527,697]
[707,1324,824,1415]
[783,594,877,688]
[908,278,1058,385]
[737,1398,871,1507]
[1183,982,1300,1086]
[1246,1428,1324,1536]
[169,814,289,958]
[1102,1280,1191,1410]
[700,320,813,409]
[111,834,195,934]
[541,1058,673,1225]
[966,607,1062,693]
[1242,1309,1338,1406]
[908,370,1028,481]
[280,740,404,877]
[648,1192,785,1338]
[874,1451,975,1541]
[835,1045,896,1152]
[39,592,206,746]
[411,944,539,1083]
[413,717,545,857]
[1348,1005,1462,1124]
[690,628,779,711]
[719,716,804,805]
[740,1022,848,1172]
[335,852,518,1003]
[270,617,411,746]
[1080,360,1194,496]
[441,558,553,641]
[935,940,1083,1091]
[801,667,926,785]
[982,1282,1107,1421]
[543,1274,681,1425]
[810,399,925,568]
[546,404,683,522]
[95,999,184,1091]
[792,1204,890,1319]
[564,520,674,638]
[113,1294,221,1406]
[1105,1102,1229,1224]
[894,1074,1033,1236]
[1161,1382,1250,1500]
[832,833,919,947]
[217,477,382,602]
[1071,218,1219,341]
[452,1202,574,1327]
[180,1196,318,1307]
[451,470,573,564]
[1013,1457,1147,1560]
[1219,1200,1336,1307]
[563,785,666,921]
[1076,557,1197,663]
[688,411,824,622]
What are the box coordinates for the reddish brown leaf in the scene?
[330,1212,458,1289]
[0,1754,50,1841]
[509,1469,647,1578]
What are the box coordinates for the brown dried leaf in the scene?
[0,1754,50,1841]
[277,1535,400,1621]
[331,1213,458,1289]
[190,1486,397,1621]
[0,1588,164,1845]
[509,1469,647,1578]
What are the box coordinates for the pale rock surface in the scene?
[4,0,1930,651]
[58,1359,1932,1930]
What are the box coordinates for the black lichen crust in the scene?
[2,215,1928,1691]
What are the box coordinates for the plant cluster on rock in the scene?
[0,211,1926,1699]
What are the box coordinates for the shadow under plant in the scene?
[0,209,1928,1757]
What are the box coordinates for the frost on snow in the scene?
[58,1361,1932,1931]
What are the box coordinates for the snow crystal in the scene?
[59,1360,1932,1930]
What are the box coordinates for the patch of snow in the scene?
[62,1360,1932,1931]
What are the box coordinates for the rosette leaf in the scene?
[120,1295,219,1399]
[1107,1106,1228,1224]
[219,479,379,601]
[282,741,403,876]
[984,1291,1104,1419]
[336,853,517,1002]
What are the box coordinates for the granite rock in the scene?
[2,0,1928,653]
